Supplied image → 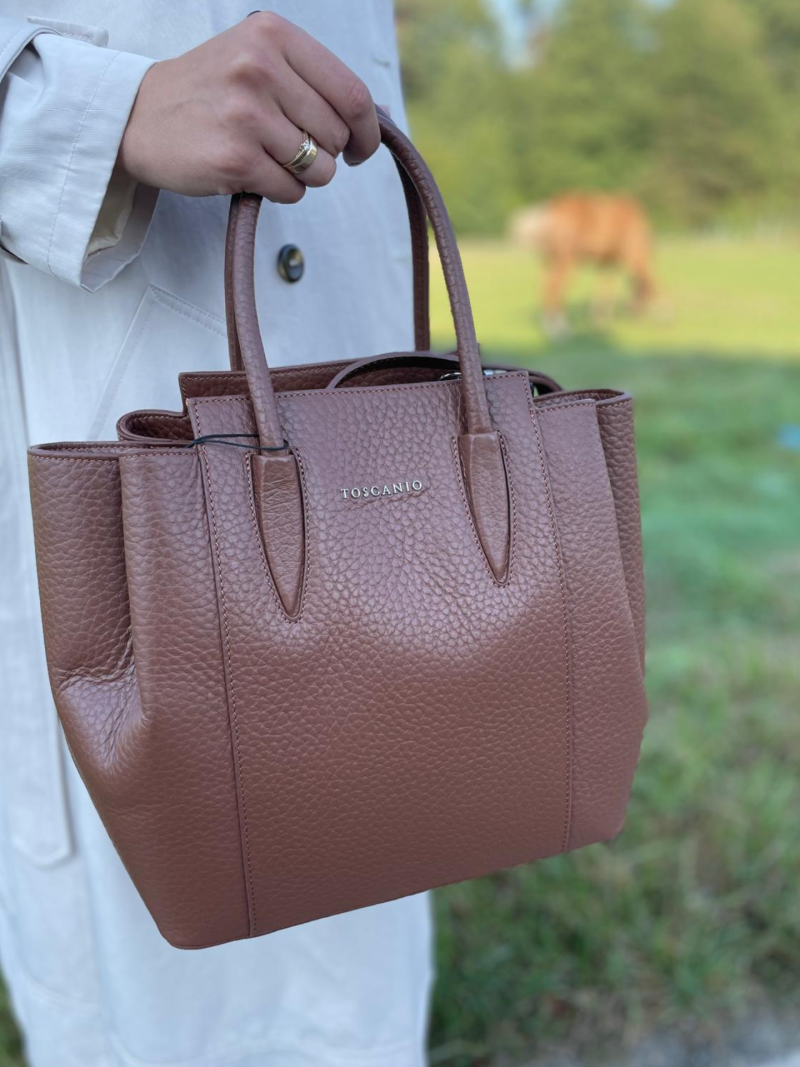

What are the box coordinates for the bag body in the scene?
[28,113,647,949]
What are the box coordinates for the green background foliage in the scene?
[397,0,800,233]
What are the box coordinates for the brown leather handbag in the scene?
[28,112,647,950]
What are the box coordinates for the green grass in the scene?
[430,235,800,361]
[3,238,800,1066]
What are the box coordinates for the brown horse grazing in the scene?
[512,194,659,336]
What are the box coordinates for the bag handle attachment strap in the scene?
[227,108,510,586]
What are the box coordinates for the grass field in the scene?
[2,237,800,1067]
[429,235,800,362]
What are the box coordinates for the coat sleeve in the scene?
[0,16,158,291]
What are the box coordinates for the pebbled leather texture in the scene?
[28,113,647,949]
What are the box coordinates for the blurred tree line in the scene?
[395,0,800,233]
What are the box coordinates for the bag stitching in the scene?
[537,394,630,412]
[118,451,196,460]
[526,400,574,854]
[499,432,518,585]
[195,407,257,938]
[192,373,528,409]
[29,454,118,462]
[536,401,595,414]
[595,402,646,672]
[179,362,349,404]
[30,454,198,463]
[29,451,198,461]
[123,412,184,419]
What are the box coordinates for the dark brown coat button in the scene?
[277,244,304,283]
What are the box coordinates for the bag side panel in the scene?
[596,396,646,669]
[117,451,249,947]
[536,401,647,851]
[28,453,138,764]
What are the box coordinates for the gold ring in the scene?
[283,133,318,175]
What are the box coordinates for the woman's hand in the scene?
[117,13,381,203]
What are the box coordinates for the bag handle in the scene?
[225,107,492,450]
[225,153,430,368]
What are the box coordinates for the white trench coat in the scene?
[0,4,433,1066]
